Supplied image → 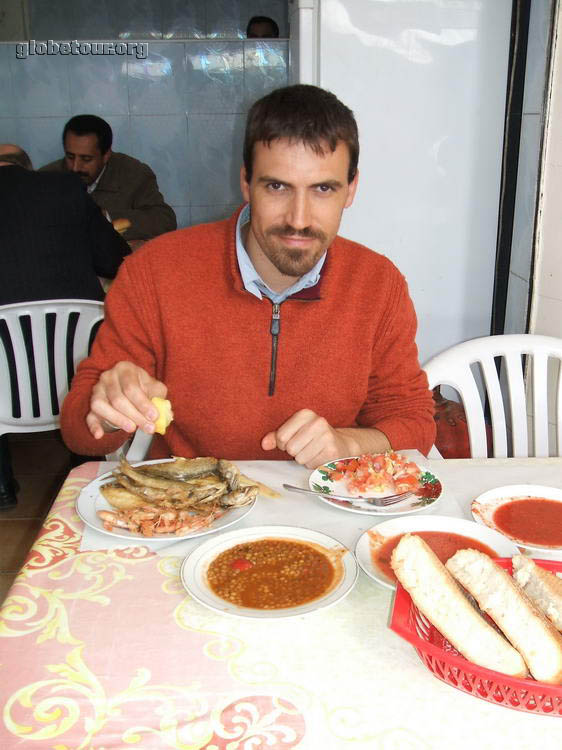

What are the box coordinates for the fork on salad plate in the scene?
[282,484,414,507]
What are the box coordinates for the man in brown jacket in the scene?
[40,115,176,245]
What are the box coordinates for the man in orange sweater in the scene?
[61,85,435,468]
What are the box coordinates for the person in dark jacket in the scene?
[0,144,131,305]
[0,143,130,509]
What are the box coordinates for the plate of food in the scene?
[309,452,443,515]
[355,515,520,589]
[76,456,268,542]
[180,525,358,619]
[471,484,562,553]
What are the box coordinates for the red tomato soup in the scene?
[493,498,562,547]
[372,531,496,583]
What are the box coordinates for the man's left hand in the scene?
[261,409,360,469]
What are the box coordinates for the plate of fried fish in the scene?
[76,456,260,541]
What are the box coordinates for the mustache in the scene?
[266,224,327,242]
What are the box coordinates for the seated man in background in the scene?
[60,85,435,468]
[0,143,131,509]
[40,115,176,247]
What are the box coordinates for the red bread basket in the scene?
[389,558,562,715]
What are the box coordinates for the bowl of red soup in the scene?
[472,484,562,556]
[355,515,519,589]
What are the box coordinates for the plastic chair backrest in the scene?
[423,334,562,458]
[0,299,104,435]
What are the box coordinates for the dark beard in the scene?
[262,224,328,277]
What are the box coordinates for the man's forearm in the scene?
[334,427,392,457]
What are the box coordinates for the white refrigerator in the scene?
[291,0,513,363]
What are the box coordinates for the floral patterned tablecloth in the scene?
[1,458,562,750]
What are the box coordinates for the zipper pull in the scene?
[269,303,281,396]
[270,303,281,336]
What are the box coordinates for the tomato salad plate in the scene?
[309,452,443,515]
[76,459,257,543]
[472,484,562,554]
[355,515,520,590]
[180,525,358,619]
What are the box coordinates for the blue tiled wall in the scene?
[0,1,289,228]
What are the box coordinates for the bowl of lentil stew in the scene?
[180,525,358,618]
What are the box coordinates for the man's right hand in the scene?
[86,361,168,439]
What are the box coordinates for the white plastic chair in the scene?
[423,334,562,458]
[0,299,104,437]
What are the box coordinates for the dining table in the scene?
[1,452,561,749]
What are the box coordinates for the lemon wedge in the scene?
[151,397,174,435]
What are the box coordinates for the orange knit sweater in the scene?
[61,209,436,459]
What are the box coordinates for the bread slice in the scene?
[112,218,131,234]
[390,534,527,677]
[512,555,562,632]
[447,549,562,684]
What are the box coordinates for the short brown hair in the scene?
[63,114,112,154]
[243,84,359,183]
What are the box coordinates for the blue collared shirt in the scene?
[235,204,326,304]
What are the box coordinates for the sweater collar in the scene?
[229,204,328,301]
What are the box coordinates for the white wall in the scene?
[531,4,562,339]
[316,0,513,363]
[529,2,562,447]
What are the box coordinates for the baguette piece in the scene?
[391,534,527,677]
[447,549,562,684]
[512,554,562,632]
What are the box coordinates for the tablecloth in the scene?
[1,456,562,749]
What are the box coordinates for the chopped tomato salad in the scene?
[326,452,421,497]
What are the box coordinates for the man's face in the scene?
[63,132,110,185]
[240,138,358,290]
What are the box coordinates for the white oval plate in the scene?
[76,459,256,543]
[355,515,520,590]
[180,525,358,619]
[471,484,562,552]
[309,455,443,516]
